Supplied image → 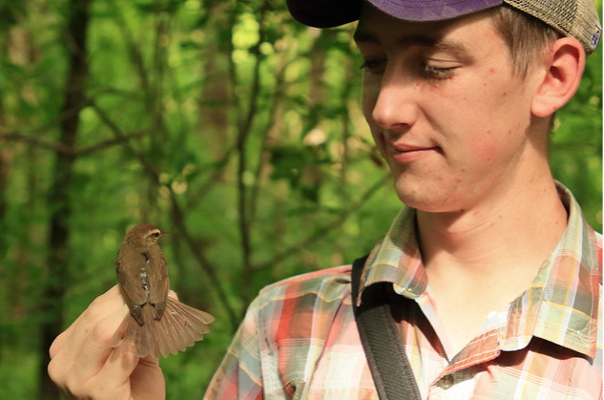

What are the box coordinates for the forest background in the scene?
[0,0,601,399]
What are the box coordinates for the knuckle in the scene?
[59,365,100,400]
[85,297,107,321]
[63,370,85,397]
[63,371,78,390]
[47,358,63,385]
[83,379,106,398]
[91,318,116,346]
[49,331,67,359]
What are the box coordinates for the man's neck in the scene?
[417,177,567,277]
[415,173,568,356]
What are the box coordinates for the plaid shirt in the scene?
[204,185,602,399]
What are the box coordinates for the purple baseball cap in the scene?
[286,0,602,54]
[287,0,503,27]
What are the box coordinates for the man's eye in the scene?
[422,64,457,79]
[360,59,386,73]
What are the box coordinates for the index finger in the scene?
[49,285,124,359]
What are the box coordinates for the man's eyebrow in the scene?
[353,30,468,55]
[410,36,469,56]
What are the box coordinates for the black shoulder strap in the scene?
[351,255,422,400]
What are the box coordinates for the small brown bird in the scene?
[109,223,214,358]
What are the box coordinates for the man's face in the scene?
[356,7,543,213]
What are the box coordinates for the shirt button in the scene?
[439,374,454,389]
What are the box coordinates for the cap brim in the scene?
[286,0,362,28]
[287,0,503,27]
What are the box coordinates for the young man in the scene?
[48,0,602,399]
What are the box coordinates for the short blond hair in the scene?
[492,5,562,77]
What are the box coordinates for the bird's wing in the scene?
[148,247,170,319]
[116,246,149,311]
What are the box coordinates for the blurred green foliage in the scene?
[0,0,601,399]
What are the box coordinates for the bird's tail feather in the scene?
[109,297,214,358]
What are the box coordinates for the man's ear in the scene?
[531,37,585,118]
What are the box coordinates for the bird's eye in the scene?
[152,232,161,238]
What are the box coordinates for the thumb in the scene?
[167,290,179,301]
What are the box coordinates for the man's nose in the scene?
[371,70,420,131]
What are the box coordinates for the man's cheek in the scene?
[468,132,504,165]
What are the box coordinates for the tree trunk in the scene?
[39,0,91,398]
[0,96,8,364]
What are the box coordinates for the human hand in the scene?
[48,285,166,400]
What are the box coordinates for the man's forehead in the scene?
[354,6,499,53]
[354,6,482,54]
[354,28,446,45]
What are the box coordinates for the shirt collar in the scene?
[360,206,425,301]
[501,185,601,358]
[359,183,602,359]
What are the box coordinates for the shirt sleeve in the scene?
[203,266,354,399]
[203,298,264,400]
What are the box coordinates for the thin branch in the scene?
[339,57,358,192]
[184,144,237,210]
[253,174,390,271]
[108,0,152,101]
[0,132,73,154]
[0,130,146,156]
[91,103,159,178]
[249,39,291,222]
[75,131,147,156]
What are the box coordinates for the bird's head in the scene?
[125,223,168,246]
